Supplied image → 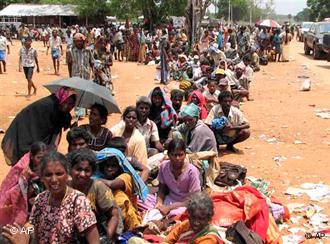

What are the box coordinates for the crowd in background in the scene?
[0,19,294,243]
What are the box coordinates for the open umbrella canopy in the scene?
[44,77,121,114]
[257,19,281,28]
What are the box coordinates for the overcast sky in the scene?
[273,0,307,15]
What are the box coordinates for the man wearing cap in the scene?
[136,96,164,156]
[205,91,250,153]
[174,103,218,154]
[47,29,63,75]
[213,68,225,81]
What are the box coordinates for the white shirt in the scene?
[48,36,62,49]
[0,36,8,51]
[136,119,160,147]
[19,46,37,67]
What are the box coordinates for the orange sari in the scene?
[164,220,223,244]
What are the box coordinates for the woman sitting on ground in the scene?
[148,87,177,144]
[110,106,148,165]
[173,103,218,154]
[67,148,122,241]
[187,90,208,120]
[155,139,201,218]
[0,142,47,226]
[95,148,148,231]
[2,151,99,244]
[79,103,112,151]
[164,192,223,244]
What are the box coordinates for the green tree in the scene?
[215,0,249,21]
[294,8,312,22]
[41,0,111,23]
[77,0,111,24]
[108,0,141,20]
[307,0,330,21]
[138,0,187,28]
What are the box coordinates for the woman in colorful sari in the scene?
[164,192,223,244]
[1,87,76,165]
[0,142,47,226]
[110,106,148,166]
[67,148,122,241]
[148,87,177,143]
[95,148,149,231]
[155,139,201,218]
[187,90,208,120]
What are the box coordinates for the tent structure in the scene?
[0,4,78,26]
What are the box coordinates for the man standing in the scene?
[0,30,10,74]
[205,91,250,153]
[137,28,146,64]
[47,29,63,75]
[66,33,93,79]
[237,26,250,57]
[18,37,39,97]
[159,29,169,84]
[66,33,94,118]
[18,24,29,45]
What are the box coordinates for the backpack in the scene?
[214,162,247,187]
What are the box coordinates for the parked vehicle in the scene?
[299,22,313,42]
[323,33,330,61]
[304,22,330,59]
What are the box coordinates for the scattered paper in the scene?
[285,187,303,197]
[315,109,330,119]
[273,156,287,166]
[282,234,305,244]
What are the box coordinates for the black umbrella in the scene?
[44,77,121,113]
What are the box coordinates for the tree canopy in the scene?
[307,0,330,21]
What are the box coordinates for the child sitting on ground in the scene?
[203,79,220,111]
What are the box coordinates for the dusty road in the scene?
[0,39,329,236]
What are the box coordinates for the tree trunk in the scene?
[185,0,211,46]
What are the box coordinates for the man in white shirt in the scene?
[47,29,63,75]
[135,96,164,156]
[205,91,250,153]
[0,30,10,74]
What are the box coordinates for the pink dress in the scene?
[158,160,201,216]
[30,189,97,243]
